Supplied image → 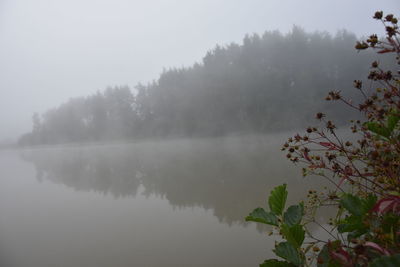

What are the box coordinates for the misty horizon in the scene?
[0,0,398,142]
[1,2,400,266]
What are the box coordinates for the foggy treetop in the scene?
[19,27,389,145]
[1,1,398,142]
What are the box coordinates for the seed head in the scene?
[316,112,325,120]
[373,11,383,20]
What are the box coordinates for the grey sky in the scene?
[0,0,398,141]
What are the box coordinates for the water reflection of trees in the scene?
[20,136,314,226]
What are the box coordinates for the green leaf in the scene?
[337,215,363,233]
[338,194,376,235]
[269,184,288,216]
[382,213,400,233]
[317,244,341,267]
[337,223,367,237]
[337,223,359,233]
[246,208,278,226]
[370,254,400,267]
[387,114,400,133]
[348,228,368,239]
[340,194,363,216]
[281,224,305,248]
[361,194,377,213]
[365,122,390,138]
[317,244,329,267]
[260,259,295,267]
[283,204,303,226]
[274,242,303,266]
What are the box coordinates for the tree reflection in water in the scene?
[20,135,327,228]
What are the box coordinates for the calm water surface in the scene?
[0,135,321,266]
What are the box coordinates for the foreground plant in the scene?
[247,11,400,266]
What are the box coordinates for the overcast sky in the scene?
[0,0,399,141]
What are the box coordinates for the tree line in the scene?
[19,27,381,145]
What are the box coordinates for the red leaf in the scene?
[377,48,395,54]
[371,195,400,214]
[364,242,390,255]
[329,247,352,266]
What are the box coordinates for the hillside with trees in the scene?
[19,27,383,146]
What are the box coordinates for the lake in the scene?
[0,134,326,266]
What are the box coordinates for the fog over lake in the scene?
[1,1,399,266]
[0,134,332,266]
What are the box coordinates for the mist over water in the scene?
[1,1,399,266]
[0,134,332,266]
